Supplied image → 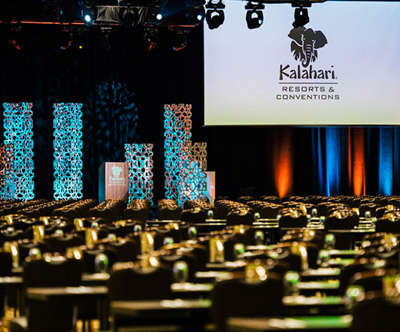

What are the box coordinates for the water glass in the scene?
[173,261,189,283]
[95,253,109,273]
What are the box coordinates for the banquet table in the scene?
[227,315,352,331]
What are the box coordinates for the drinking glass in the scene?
[254,231,264,245]
[95,253,109,273]
[173,261,189,283]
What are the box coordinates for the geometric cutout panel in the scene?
[178,142,208,204]
[0,143,14,200]
[164,104,192,203]
[53,103,83,200]
[3,102,34,200]
[124,143,154,204]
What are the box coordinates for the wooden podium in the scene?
[98,162,129,202]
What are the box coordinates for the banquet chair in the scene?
[211,275,284,332]
[43,234,84,253]
[352,294,400,332]
[338,259,372,295]
[0,251,12,317]
[107,239,138,262]
[10,256,82,332]
[108,265,174,331]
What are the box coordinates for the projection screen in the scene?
[204,1,400,125]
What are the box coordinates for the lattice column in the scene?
[3,103,34,200]
[164,104,192,201]
[125,143,154,204]
[191,142,207,171]
[178,142,208,204]
[53,103,83,200]
[0,144,14,200]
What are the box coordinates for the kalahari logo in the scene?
[112,166,123,177]
[288,26,328,67]
[279,26,337,81]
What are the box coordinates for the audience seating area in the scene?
[1,195,400,331]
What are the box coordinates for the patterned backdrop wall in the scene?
[164,104,208,206]
[0,144,14,200]
[124,143,154,204]
[164,104,192,202]
[3,102,34,200]
[178,142,208,204]
[53,103,83,200]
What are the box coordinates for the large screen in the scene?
[204,2,400,125]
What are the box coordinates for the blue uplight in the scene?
[378,128,393,196]
[325,128,341,197]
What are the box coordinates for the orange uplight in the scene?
[273,130,292,198]
[352,128,365,196]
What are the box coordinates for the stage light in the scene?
[245,2,265,29]
[9,39,22,51]
[205,0,225,30]
[292,7,309,28]
[75,31,88,51]
[192,6,206,23]
[81,0,96,26]
[59,31,73,51]
[147,8,164,25]
[206,10,224,29]
[8,27,23,51]
[246,10,263,29]
[184,5,205,26]
[144,28,159,51]
[172,30,190,52]
[84,14,92,23]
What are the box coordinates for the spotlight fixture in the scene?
[84,13,93,23]
[184,5,205,25]
[144,27,159,51]
[8,26,23,51]
[81,0,96,26]
[172,29,190,52]
[59,30,73,51]
[81,7,95,25]
[292,7,309,28]
[205,0,225,30]
[245,2,265,30]
[74,30,89,51]
[9,39,22,51]
[148,7,164,25]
